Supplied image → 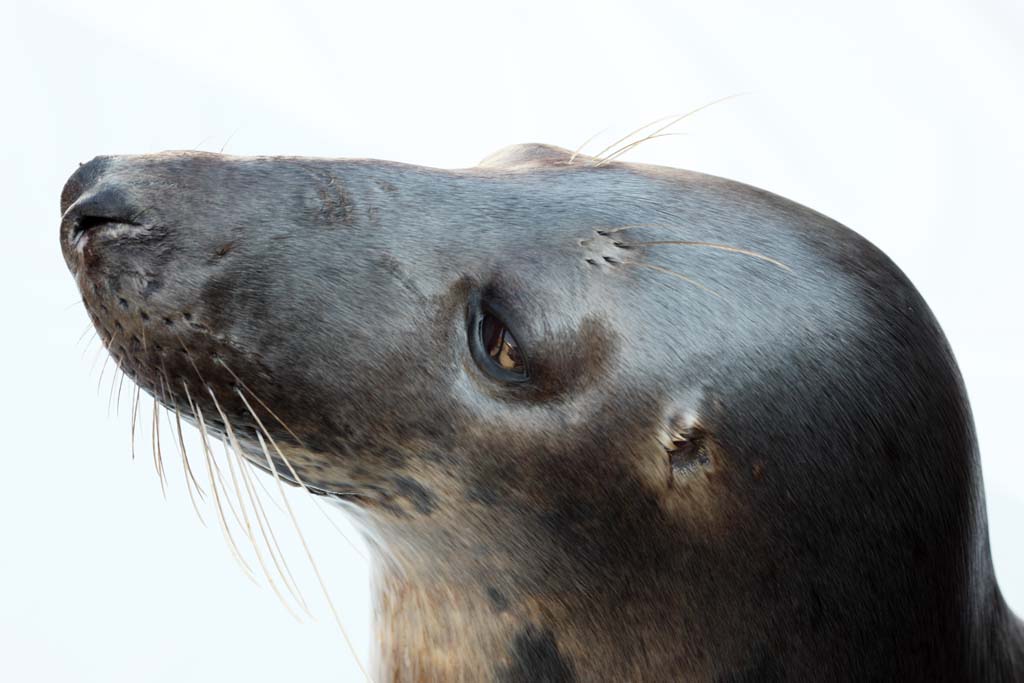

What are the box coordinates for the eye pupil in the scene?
[479,312,526,376]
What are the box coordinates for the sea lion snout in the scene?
[59,157,151,271]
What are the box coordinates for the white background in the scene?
[3,1,1022,680]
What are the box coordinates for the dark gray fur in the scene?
[60,143,1024,681]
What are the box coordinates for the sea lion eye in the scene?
[482,314,523,372]
[469,303,529,382]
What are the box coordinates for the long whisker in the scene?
[151,395,168,498]
[130,384,141,460]
[96,339,117,393]
[107,366,122,417]
[593,133,685,167]
[172,402,207,497]
[250,421,370,681]
[159,373,206,525]
[311,496,369,561]
[210,441,251,531]
[89,336,110,376]
[76,322,95,346]
[209,389,311,614]
[173,337,248,526]
[568,126,608,165]
[591,113,681,161]
[116,369,128,416]
[185,383,258,582]
[627,261,722,298]
[625,240,792,272]
[234,449,312,616]
[164,402,207,526]
[209,388,304,621]
[218,362,306,447]
[220,362,368,561]
[80,329,99,360]
[594,93,746,166]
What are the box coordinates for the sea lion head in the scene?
[60,143,1001,678]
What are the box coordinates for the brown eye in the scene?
[481,313,523,373]
[469,300,529,382]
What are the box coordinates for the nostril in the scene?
[72,214,139,242]
[75,215,117,237]
[61,186,144,249]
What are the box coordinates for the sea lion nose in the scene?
[59,157,145,257]
[61,156,112,215]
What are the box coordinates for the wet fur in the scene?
[60,144,1024,681]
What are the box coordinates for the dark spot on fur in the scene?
[751,460,766,480]
[118,297,129,310]
[466,484,499,506]
[486,586,509,613]
[392,476,437,515]
[497,625,576,683]
[213,242,235,259]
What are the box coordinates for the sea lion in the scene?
[59,143,1024,681]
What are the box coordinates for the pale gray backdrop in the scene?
[3,0,1022,680]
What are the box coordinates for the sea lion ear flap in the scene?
[658,402,714,477]
[477,143,582,170]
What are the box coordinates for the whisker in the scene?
[236,454,312,616]
[176,346,259,538]
[192,134,214,151]
[219,363,368,559]
[219,126,243,154]
[76,323,95,346]
[568,126,608,165]
[80,329,99,361]
[249,462,288,516]
[107,366,122,417]
[217,362,306,447]
[209,388,312,617]
[627,261,722,298]
[594,93,747,166]
[311,498,369,561]
[151,396,168,499]
[210,388,304,621]
[625,240,792,272]
[251,423,370,681]
[591,113,682,161]
[95,334,119,393]
[116,368,128,417]
[172,401,207,498]
[158,361,206,505]
[88,337,110,376]
[185,383,258,582]
[130,384,141,460]
[164,400,207,526]
[593,133,686,167]
[64,298,85,311]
